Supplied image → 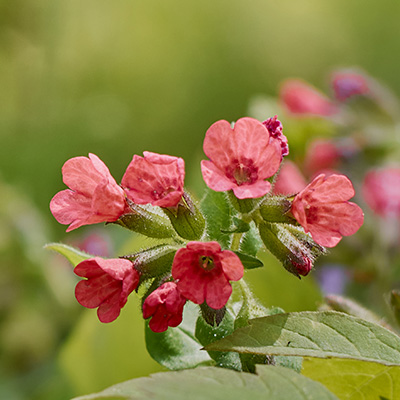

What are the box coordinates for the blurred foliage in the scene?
[3,0,400,399]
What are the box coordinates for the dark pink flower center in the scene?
[199,256,215,271]
[226,159,258,186]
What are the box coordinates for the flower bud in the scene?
[258,221,325,277]
[114,202,176,238]
[163,192,205,240]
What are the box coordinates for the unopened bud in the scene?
[258,221,325,277]
[199,302,226,327]
[163,192,205,240]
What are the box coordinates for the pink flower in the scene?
[74,257,139,323]
[291,174,364,247]
[280,79,338,117]
[304,139,340,176]
[201,117,282,199]
[143,282,187,333]
[50,153,127,232]
[331,71,369,102]
[262,115,289,159]
[171,241,244,309]
[122,151,185,208]
[362,168,400,217]
[273,161,307,195]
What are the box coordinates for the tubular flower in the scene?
[122,151,185,208]
[201,117,282,199]
[74,257,140,323]
[280,79,338,117]
[362,168,400,218]
[291,174,364,247]
[262,115,289,159]
[50,153,128,231]
[143,282,187,333]
[331,71,369,102]
[171,241,244,310]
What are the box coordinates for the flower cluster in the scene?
[51,116,363,332]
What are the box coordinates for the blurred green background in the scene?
[2,1,400,399]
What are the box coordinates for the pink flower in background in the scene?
[331,71,369,101]
[50,153,128,232]
[273,161,307,195]
[363,168,400,217]
[262,115,289,159]
[143,282,187,333]
[171,241,244,309]
[280,79,338,117]
[291,174,364,247]
[122,151,185,208]
[304,139,340,176]
[201,117,281,199]
[74,257,139,323]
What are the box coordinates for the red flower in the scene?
[363,168,400,218]
[122,151,185,208]
[143,282,187,333]
[331,71,369,102]
[201,117,282,199]
[291,174,364,247]
[171,241,244,309]
[273,161,307,196]
[50,153,127,232]
[74,257,139,323]
[262,115,289,159]
[280,79,338,117]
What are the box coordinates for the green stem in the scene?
[230,232,243,252]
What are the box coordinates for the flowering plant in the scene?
[47,114,400,400]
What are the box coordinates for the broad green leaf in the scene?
[44,243,94,267]
[145,302,212,370]
[200,188,234,248]
[73,364,338,400]
[233,251,263,269]
[195,307,242,370]
[302,357,400,399]
[205,311,400,366]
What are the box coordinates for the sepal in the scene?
[163,192,205,240]
[113,202,176,238]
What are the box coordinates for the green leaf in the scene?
[200,189,234,248]
[220,217,250,233]
[195,307,242,370]
[205,311,400,366]
[239,222,263,257]
[72,364,338,400]
[233,251,263,270]
[302,357,400,400]
[145,302,212,370]
[44,243,94,267]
